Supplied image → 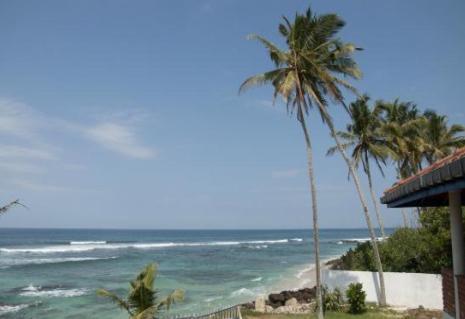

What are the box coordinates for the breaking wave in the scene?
[19,285,88,298]
[69,241,107,245]
[230,287,255,297]
[0,304,32,315]
[338,237,385,244]
[0,239,292,254]
[1,256,118,268]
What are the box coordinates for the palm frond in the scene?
[97,289,132,314]
[0,199,27,216]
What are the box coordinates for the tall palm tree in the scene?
[97,263,184,319]
[422,110,465,165]
[240,6,387,308]
[327,95,389,238]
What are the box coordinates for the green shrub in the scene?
[335,207,459,274]
[322,286,343,312]
[346,283,366,314]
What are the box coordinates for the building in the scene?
[381,147,465,318]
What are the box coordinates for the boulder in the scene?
[285,298,298,306]
[254,295,266,312]
[265,305,273,313]
[268,293,286,307]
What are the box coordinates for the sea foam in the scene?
[0,304,30,315]
[19,285,88,298]
[1,256,118,268]
[0,239,292,254]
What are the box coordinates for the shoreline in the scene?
[260,255,342,298]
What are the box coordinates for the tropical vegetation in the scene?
[97,263,184,319]
[240,6,388,311]
[334,207,460,274]
[327,96,389,238]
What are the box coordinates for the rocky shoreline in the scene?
[242,287,317,314]
[240,259,345,314]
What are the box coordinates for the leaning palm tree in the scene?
[327,95,389,238]
[422,110,465,165]
[0,199,27,217]
[97,263,184,319]
[240,6,386,309]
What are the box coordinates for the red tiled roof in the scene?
[384,146,465,195]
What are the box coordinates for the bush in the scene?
[322,286,343,312]
[335,207,459,274]
[346,283,366,314]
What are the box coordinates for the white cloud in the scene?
[0,145,57,160]
[0,98,156,194]
[11,179,70,192]
[85,123,156,159]
[0,99,40,139]
[0,162,44,174]
[272,169,302,178]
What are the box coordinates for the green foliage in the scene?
[239,6,361,124]
[0,199,27,217]
[322,286,344,312]
[97,263,184,319]
[346,283,366,314]
[337,207,461,273]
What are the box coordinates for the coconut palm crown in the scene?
[422,110,465,165]
[239,7,362,121]
[327,95,390,237]
[97,263,184,319]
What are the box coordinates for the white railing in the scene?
[163,304,242,319]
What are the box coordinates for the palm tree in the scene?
[377,100,425,178]
[0,199,27,217]
[377,99,426,227]
[240,6,387,308]
[97,263,184,319]
[422,110,465,165]
[327,95,389,238]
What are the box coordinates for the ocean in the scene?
[0,228,382,318]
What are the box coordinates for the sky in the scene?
[0,0,464,229]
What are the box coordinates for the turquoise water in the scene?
[0,228,380,318]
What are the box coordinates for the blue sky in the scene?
[0,0,464,229]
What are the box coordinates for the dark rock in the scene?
[268,293,286,307]
[266,287,317,308]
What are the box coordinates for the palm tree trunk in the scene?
[326,120,387,306]
[298,112,324,319]
[401,209,409,227]
[366,167,386,238]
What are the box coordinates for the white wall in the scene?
[322,269,442,309]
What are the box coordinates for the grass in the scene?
[242,309,402,319]
[241,308,441,319]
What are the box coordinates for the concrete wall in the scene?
[322,269,443,309]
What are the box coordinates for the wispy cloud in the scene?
[0,99,41,139]
[0,162,44,174]
[11,179,70,192]
[272,169,302,178]
[0,145,57,161]
[85,123,156,159]
[0,98,157,193]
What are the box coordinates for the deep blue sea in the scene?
[0,228,382,318]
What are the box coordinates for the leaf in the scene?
[97,289,131,314]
